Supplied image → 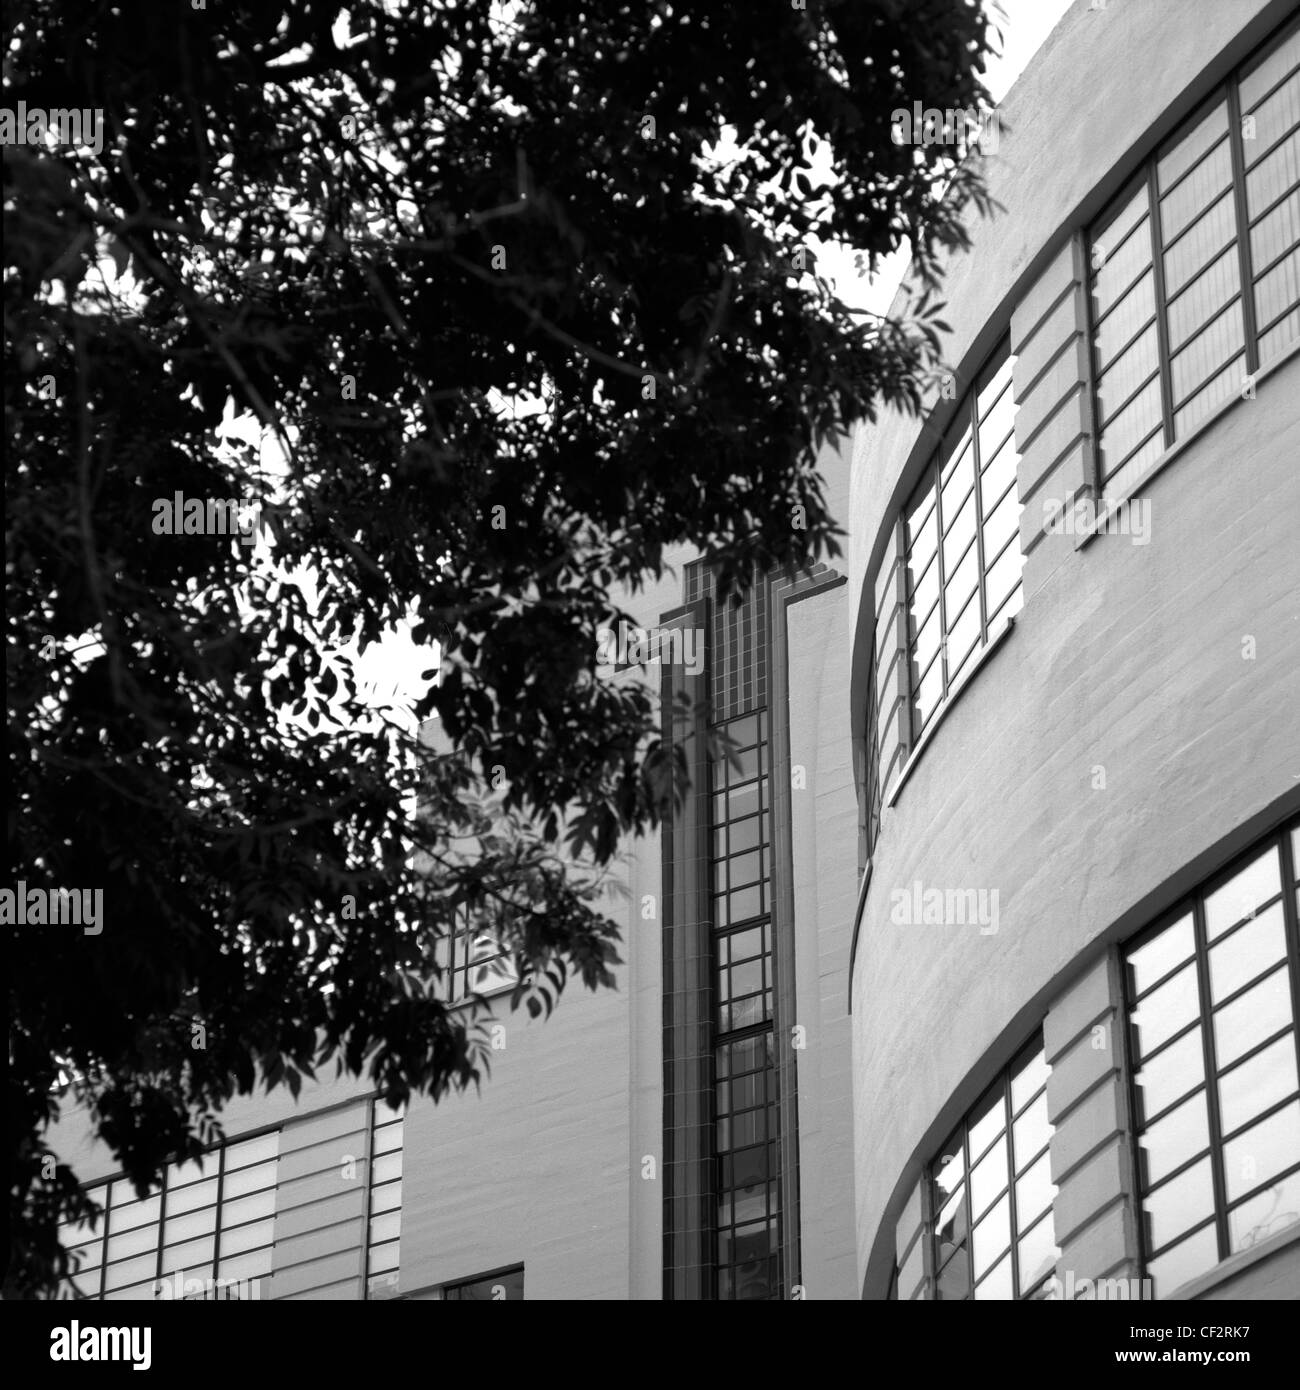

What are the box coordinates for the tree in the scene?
[4,0,996,1296]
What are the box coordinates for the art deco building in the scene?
[46,0,1300,1302]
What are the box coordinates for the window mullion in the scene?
[1003,1079,1020,1298]
[1192,896,1230,1261]
[1277,825,1300,1123]
[970,395,990,646]
[1227,78,1261,375]
[933,469,949,703]
[1146,163,1176,447]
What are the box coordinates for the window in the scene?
[710,708,783,1299]
[929,1040,1058,1300]
[1124,818,1300,1298]
[58,1127,282,1301]
[365,1101,405,1299]
[903,340,1023,743]
[442,1265,524,1300]
[1089,17,1300,501]
[446,908,518,1003]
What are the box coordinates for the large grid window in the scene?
[930,1041,1059,1300]
[903,341,1023,742]
[365,1101,405,1299]
[709,707,782,1300]
[58,1129,281,1301]
[1124,818,1300,1298]
[1089,17,1300,502]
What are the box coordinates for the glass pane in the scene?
[977,352,1014,418]
[369,1210,401,1246]
[221,1188,276,1228]
[1208,901,1287,1003]
[1145,1222,1218,1299]
[1247,70,1300,166]
[1012,1045,1051,1112]
[1228,1166,1300,1253]
[941,436,974,516]
[728,885,761,923]
[1167,246,1240,350]
[225,1132,279,1171]
[106,1224,157,1263]
[161,1207,216,1246]
[947,592,982,680]
[1214,965,1293,1069]
[1095,181,1150,257]
[935,1183,969,1255]
[1015,1149,1056,1229]
[1206,846,1283,939]
[1130,915,1195,996]
[968,1085,1007,1160]
[941,490,977,580]
[906,492,938,571]
[1254,245,1300,330]
[935,1246,971,1301]
[160,1233,215,1274]
[1160,139,1233,244]
[222,1159,277,1200]
[1145,1155,1215,1252]
[1092,209,1153,319]
[1135,1027,1205,1125]
[165,1176,218,1218]
[1222,1100,1300,1204]
[1130,960,1200,1059]
[1139,1088,1210,1188]
[1158,100,1229,191]
[1249,188,1300,280]
[103,1251,158,1291]
[1257,304,1300,363]
[1245,129,1300,220]
[972,1192,1011,1279]
[1172,354,1243,438]
[1011,1089,1051,1168]
[983,541,1023,625]
[219,1217,274,1258]
[1099,375,1163,473]
[973,1250,1014,1300]
[1170,300,1245,406]
[933,1128,966,1206]
[109,1192,162,1233]
[978,380,1016,460]
[1095,269,1156,374]
[970,1132,1010,1218]
[944,541,979,620]
[1096,322,1160,427]
[980,431,1019,513]
[1239,21,1300,113]
[729,816,761,854]
[1218,1033,1299,1137]
[1163,192,1235,297]
[1017,1213,1059,1292]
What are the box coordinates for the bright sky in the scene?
[346,0,1077,729]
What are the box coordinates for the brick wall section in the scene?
[1043,952,1141,1297]
[1010,233,1098,605]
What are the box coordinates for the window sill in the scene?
[884,615,1019,811]
[1079,333,1300,551]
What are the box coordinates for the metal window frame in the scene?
[927,1034,1054,1302]
[1124,817,1300,1286]
[1088,18,1300,479]
[902,337,1018,745]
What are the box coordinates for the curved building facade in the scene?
[849,0,1300,1301]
